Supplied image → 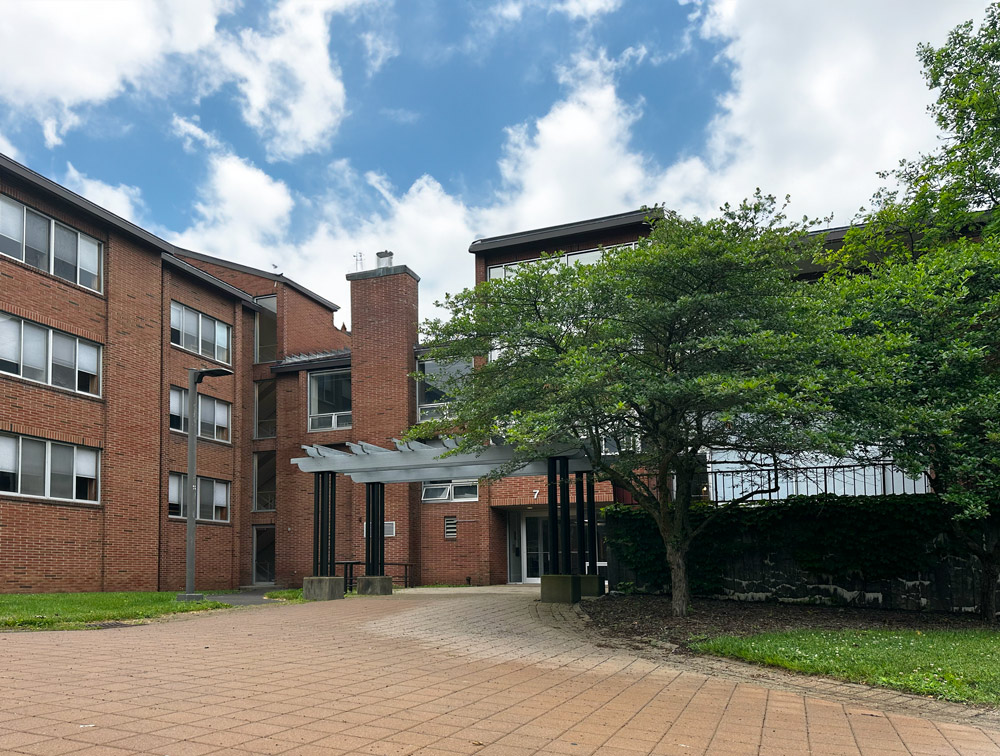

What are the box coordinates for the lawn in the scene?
[264,588,305,602]
[692,629,1000,704]
[0,591,230,630]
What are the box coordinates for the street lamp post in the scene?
[177,366,234,602]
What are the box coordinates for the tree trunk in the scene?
[666,542,690,617]
[981,558,999,625]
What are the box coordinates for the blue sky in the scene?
[0,0,990,325]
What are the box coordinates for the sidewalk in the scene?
[0,587,996,755]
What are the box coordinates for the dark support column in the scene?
[547,457,559,574]
[559,457,571,574]
[319,473,329,576]
[376,482,386,575]
[575,471,586,575]
[587,473,598,575]
[327,473,336,573]
[312,473,321,576]
[365,483,373,575]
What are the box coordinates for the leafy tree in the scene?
[823,5,1000,621]
[416,195,875,617]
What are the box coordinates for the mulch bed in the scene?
[581,595,993,653]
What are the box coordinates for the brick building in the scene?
[0,151,652,593]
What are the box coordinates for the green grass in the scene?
[692,629,1000,704]
[264,588,304,602]
[0,591,230,630]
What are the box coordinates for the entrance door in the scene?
[523,514,550,583]
[253,525,276,585]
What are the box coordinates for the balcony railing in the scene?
[418,402,450,422]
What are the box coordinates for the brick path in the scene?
[0,587,998,755]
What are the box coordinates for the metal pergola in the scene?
[290,439,602,582]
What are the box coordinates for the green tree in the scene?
[417,195,873,617]
[824,5,1000,621]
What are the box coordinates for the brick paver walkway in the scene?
[0,587,998,755]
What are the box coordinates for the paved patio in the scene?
[0,586,999,755]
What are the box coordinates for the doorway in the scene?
[507,510,607,583]
[253,525,276,585]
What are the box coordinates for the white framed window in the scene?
[416,359,470,422]
[486,243,637,281]
[421,480,478,502]
[168,387,230,442]
[168,473,230,522]
[0,195,103,292]
[253,451,276,511]
[0,312,100,395]
[169,301,231,364]
[308,369,351,431]
[255,295,278,363]
[363,521,396,537]
[0,433,99,502]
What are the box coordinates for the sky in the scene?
[0,0,991,327]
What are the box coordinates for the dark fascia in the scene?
[1,153,292,311]
[468,208,661,255]
[271,352,352,374]
[174,246,340,312]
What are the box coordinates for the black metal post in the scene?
[327,473,336,574]
[365,483,373,575]
[547,457,559,575]
[375,482,386,575]
[319,472,329,575]
[559,457,570,574]
[575,471,586,575]
[587,472,598,575]
[312,473,320,576]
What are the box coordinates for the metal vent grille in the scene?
[444,516,458,539]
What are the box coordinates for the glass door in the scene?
[523,514,549,583]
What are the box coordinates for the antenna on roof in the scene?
[354,251,364,271]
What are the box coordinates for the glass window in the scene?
[170,302,182,345]
[21,322,47,382]
[200,316,217,359]
[215,320,230,363]
[213,400,229,441]
[0,434,17,492]
[417,360,470,420]
[23,210,49,271]
[0,195,23,261]
[78,236,101,291]
[19,439,46,497]
[199,395,215,438]
[308,370,351,431]
[168,473,186,517]
[75,448,98,501]
[53,224,78,283]
[169,387,186,431]
[422,480,478,502]
[51,332,76,390]
[0,313,20,375]
[255,295,278,362]
[169,387,229,441]
[49,443,75,500]
[255,380,277,438]
[77,341,99,394]
[182,307,199,352]
[254,451,277,511]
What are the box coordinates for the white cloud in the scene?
[553,0,623,21]
[379,107,421,125]
[169,153,294,270]
[0,132,21,161]
[63,163,146,224]
[212,0,367,162]
[170,114,223,152]
[0,0,232,145]
[361,30,399,77]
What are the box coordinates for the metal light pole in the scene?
[177,366,233,602]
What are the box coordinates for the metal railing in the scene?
[700,462,930,504]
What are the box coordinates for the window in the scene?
[486,244,636,280]
[255,379,277,438]
[168,387,230,441]
[253,451,276,511]
[444,516,458,539]
[255,295,278,363]
[421,480,478,502]
[416,360,470,421]
[0,312,100,395]
[0,433,99,502]
[0,195,102,291]
[308,370,351,431]
[363,521,396,537]
[169,302,231,364]
[168,473,230,522]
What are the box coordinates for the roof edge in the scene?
[468,208,660,254]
